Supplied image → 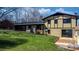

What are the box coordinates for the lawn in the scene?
[0,30,67,51]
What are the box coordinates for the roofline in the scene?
[42,12,78,20]
[14,22,44,26]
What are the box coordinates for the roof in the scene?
[42,12,78,20]
[14,21,44,26]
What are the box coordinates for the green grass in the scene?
[0,30,68,51]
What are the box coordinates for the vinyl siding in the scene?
[72,18,76,28]
[63,23,71,28]
[58,20,63,28]
[58,16,63,28]
[51,20,54,28]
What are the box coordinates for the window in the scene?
[48,20,51,24]
[63,18,71,23]
[62,29,72,37]
[54,19,58,24]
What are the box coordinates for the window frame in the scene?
[62,29,72,37]
[48,20,51,24]
[63,18,71,23]
[54,19,58,24]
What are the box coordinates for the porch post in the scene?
[41,25,43,34]
[33,25,36,34]
[26,26,28,32]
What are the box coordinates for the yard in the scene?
[0,30,67,51]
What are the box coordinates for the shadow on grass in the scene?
[0,38,27,49]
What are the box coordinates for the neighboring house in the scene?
[42,12,79,48]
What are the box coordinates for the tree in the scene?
[0,8,17,19]
[0,7,44,23]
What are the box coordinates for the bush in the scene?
[0,20,14,29]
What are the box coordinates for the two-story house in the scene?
[42,12,79,48]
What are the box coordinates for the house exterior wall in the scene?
[63,23,71,28]
[51,20,54,28]
[72,18,76,28]
[45,20,48,27]
[47,15,76,29]
[44,15,77,38]
[58,16,63,28]
[50,29,61,37]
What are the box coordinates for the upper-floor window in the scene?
[48,20,51,24]
[63,18,71,23]
[54,19,58,24]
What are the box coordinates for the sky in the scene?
[1,7,79,17]
[36,7,79,17]
[1,7,79,24]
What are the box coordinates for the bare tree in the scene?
[0,7,44,23]
[0,8,17,19]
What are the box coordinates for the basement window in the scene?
[62,29,72,37]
